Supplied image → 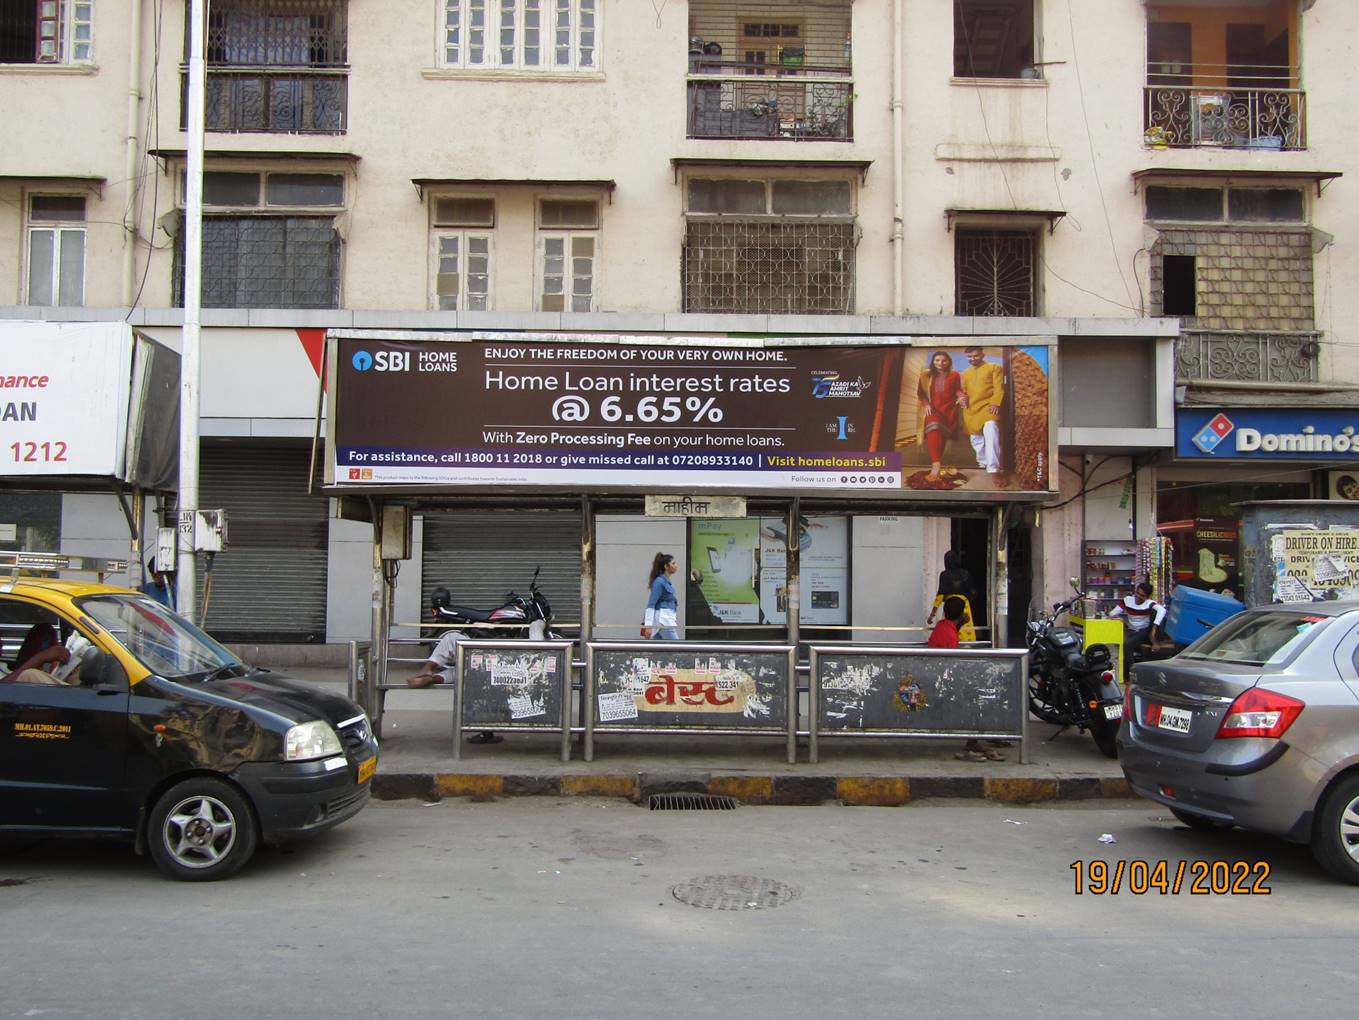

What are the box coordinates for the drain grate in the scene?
[672,875,801,911]
[648,793,739,811]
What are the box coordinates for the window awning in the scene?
[669,157,872,183]
[149,148,361,164]
[410,178,617,202]
[0,174,107,198]
[1132,167,1342,196]
[945,207,1067,234]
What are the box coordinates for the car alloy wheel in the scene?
[1311,775,1359,885]
[147,777,258,881]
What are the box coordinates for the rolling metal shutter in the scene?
[196,446,328,642]
[421,511,582,629]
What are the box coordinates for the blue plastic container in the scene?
[1165,585,1245,645]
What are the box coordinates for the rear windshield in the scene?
[1179,611,1329,667]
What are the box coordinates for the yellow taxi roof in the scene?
[1,576,141,605]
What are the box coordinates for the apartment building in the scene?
[0,0,1353,649]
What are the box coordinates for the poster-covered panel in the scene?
[0,322,133,478]
[329,336,1056,494]
[1270,529,1359,601]
[814,650,1024,735]
[459,644,569,729]
[591,645,791,731]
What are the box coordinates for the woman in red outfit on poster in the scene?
[916,350,962,482]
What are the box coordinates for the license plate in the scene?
[357,756,377,784]
[1152,705,1192,733]
[1103,703,1124,721]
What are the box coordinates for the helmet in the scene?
[430,587,452,611]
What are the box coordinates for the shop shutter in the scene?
[195,446,328,642]
[421,511,582,629]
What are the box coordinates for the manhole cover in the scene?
[672,875,801,910]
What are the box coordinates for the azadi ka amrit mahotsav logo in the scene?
[1192,413,1235,454]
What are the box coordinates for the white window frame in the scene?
[440,0,598,72]
[535,197,599,313]
[16,1,96,64]
[25,193,86,307]
[432,231,494,311]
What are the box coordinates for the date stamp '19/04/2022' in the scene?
[1071,859,1271,895]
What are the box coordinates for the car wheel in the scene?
[147,777,258,882]
[1168,806,1232,832]
[1311,774,1359,885]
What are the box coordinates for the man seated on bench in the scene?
[405,602,501,745]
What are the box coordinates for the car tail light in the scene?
[1216,687,1304,739]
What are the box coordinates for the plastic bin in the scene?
[1165,585,1245,645]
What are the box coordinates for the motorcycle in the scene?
[429,566,557,641]
[1026,582,1124,759]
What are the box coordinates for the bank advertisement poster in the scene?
[758,516,849,626]
[328,335,1056,494]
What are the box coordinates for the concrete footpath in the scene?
[276,664,1135,807]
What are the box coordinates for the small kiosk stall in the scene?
[318,329,1061,763]
[0,321,180,583]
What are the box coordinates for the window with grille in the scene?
[682,177,855,315]
[443,0,597,71]
[537,199,598,312]
[954,0,1036,79]
[432,197,495,311]
[0,1,93,63]
[173,170,343,309]
[26,194,85,306]
[185,0,348,133]
[954,229,1037,316]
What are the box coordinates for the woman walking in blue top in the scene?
[642,552,680,640]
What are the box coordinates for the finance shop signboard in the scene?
[328,335,1057,495]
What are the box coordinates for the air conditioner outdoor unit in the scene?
[1190,92,1231,146]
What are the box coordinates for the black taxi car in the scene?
[0,574,378,880]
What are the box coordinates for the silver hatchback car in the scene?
[1118,600,1359,884]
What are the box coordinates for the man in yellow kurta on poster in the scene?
[957,346,1007,488]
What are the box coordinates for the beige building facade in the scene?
[1,0,1354,647]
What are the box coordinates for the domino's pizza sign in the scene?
[1177,408,1359,460]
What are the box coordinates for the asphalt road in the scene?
[2,799,1356,1019]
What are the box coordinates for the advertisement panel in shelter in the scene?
[328,335,1056,494]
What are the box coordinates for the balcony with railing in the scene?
[687,1,853,142]
[180,0,349,134]
[1176,330,1320,385]
[1145,63,1305,151]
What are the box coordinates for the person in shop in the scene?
[139,557,177,609]
[916,350,963,483]
[1109,581,1168,665]
[642,552,680,640]
[956,346,1008,488]
[925,549,977,641]
[928,597,1006,762]
[406,591,501,744]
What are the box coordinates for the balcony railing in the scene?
[1176,330,1320,385]
[182,68,349,134]
[687,59,853,142]
[1144,64,1305,150]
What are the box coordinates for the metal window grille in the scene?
[185,0,348,133]
[683,220,854,315]
[954,229,1036,316]
[0,0,93,63]
[174,215,340,309]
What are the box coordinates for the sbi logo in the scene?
[352,350,410,372]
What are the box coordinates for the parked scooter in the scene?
[429,566,557,640]
[1026,581,1124,758]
